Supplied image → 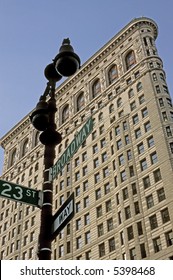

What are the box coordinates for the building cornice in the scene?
[56,17,158,95]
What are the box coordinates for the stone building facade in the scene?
[0,17,173,260]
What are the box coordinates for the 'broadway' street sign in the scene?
[49,117,93,181]
[51,192,74,240]
[0,179,42,207]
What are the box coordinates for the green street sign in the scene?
[49,117,93,181]
[0,179,42,208]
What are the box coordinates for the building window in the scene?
[140,243,147,259]
[141,107,148,118]
[122,187,128,200]
[133,114,139,125]
[59,245,64,257]
[125,50,136,70]
[117,97,122,108]
[84,213,90,225]
[159,98,164,107]
[153,168,162,182]
[85,250,91,260]
[149,214,158,230]
[92,79,101,98]
[130,101,136,111]
[77,92,84,111]
[140,158,147,171]
[76,202,81,213]
[104,182,110,194]
[117,139,122,150]
[139,94,145,104]
[146,194,154,209]
[125,135,130,144]
[62,105,69,123]
[147,136,154,148]
[109,104,114,113]
[155,85,161,93]
[99,243,105,257]
[10,148,17,166]
[161,208,170,223]
[100,138,106,148]
[83,180,88,192]
[157,188,166,202]
[120,170,126,182]
[84,196,89,208]
[93,144,98,154]
[166,126,172,137]
[150,152,158,164]
[136,82,142,92]
[137,221,143,235]
[85,231,91,244]
[96,205,102,218]
[95,173,100,184]
[170,142,173,153]
[143,175,151,189]
[165,231,173,247]
[134,201,140,214]
[108,65,118,84]
[162,111,168,121]
[105,200,112,212]
[99,125,104,135]
[127,225,134,240]
[115,125,120,136]
[153,237,162,253]
[152,73,157,81]
[75,171,80,181]
[98,223,104,237]
[82,166,88,176]
[22,138,29,157]
[107,218,113,231]
[144,121,151,132]
[138,142,144,154]
[125,206,131,219]
[94,157,99,168]
[129,247,136,260]
[127,149,132,160]
[102,152,107,163]
[108,237,115,252]
[128,88,134,98]
[132,183,137,195]
[135,128,142,139]
[76,236,82,249]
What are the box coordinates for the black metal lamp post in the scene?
[30,39,80,260]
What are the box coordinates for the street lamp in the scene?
[30,38,80,260]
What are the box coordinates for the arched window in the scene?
[34,131,40,147]
[98,112,103,122]
[77,92,85,112]
[35,162,39,172]
[108,65,118,84]
[92,79,101,98]
[117,97,122,108]
[125,50,136,70]
[22,138,29,157]
[128,88,134,99]
[136,82,142,92]
[10,148,17,166]
[62,105,69,124]
[152,73,157,81]
[109,104,114,113]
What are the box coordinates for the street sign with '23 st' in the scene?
[0,179,42,207]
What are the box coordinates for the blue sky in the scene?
[0,0,173,173]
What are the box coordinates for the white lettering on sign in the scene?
[49,117,93,181]
[52,200,73,233]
